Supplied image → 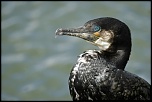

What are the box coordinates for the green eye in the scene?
[94,26,101,32]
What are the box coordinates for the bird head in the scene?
[55,17,131,53]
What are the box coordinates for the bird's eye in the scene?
[93,25,101,32]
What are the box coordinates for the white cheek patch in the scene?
[95,38,111,50]
[93,30,114,50]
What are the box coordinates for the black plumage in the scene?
[55,17,150,100]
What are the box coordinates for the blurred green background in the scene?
[1,1,150,101]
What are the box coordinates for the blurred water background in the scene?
[1,1,151,101]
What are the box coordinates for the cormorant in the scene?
[55,17,150,100]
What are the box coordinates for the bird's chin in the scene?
[90,38,112,51]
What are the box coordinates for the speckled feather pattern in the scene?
[69,50,150,100]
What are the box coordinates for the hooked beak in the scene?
[55,26,99,43]
[55,26,114,51]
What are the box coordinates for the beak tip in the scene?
[55,28,63,35]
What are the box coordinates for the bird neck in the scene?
[102,48,131,70]
[115,49,131,70]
